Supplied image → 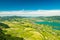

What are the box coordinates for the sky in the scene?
[0,0,60,16]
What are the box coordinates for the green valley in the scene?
[0,16,60,40]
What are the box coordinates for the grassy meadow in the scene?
[0,16,60,40]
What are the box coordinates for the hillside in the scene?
[0,16,60,40]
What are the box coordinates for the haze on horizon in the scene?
[0,0,60,16]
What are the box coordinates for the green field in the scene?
[0,16,60,40]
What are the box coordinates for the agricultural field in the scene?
[0,16,60,40]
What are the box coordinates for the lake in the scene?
[36,21,60,30]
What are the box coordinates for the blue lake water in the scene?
[36,22,60,30]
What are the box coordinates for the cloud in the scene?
[0,10,60,16]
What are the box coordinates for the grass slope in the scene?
[0,16,60,40]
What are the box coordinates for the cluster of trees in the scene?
[0,23,24,40]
